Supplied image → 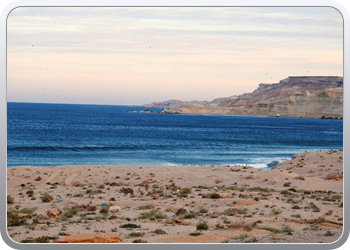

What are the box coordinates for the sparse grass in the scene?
[132,239,148,243]
[183,213,197,219]
[62,205,79,218]
[21,235,58,243]
[58,232,71,236]
[138,210,167,220]
[40,195,53,203]
[26,190,34,195]
[261,227,282,234]
[325,230,335,236]
[128,232,144,237]
[229,221,254,231]
[222,208,237,216]
[137,204,155,210]
[282,226,294,235]
[236,208,248,214]
[19,207,37,214]
[325,210,333,216]
[233,234,250,240]
[7,219,28,227]
[34,176,42,181]
[271,209,282,215]
[244,237,257,243]
[189,232,202,236]
[179,188,191,195]
[238,193,249,199]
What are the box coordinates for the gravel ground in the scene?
[229,228,343,243]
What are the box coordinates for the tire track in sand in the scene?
[45,166,84,185]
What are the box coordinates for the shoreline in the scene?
[7,150,343,243]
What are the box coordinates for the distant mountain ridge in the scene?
[144,76,343,118]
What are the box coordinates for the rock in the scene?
[142,179,153,185]
[55,233,124,243]
[144,76,343,118]
[109,206,121,212]
[47,209,61,218]
[276,114,280,117]
[127,110,132,113]
[166,219,189,225]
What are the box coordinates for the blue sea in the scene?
[7,102,343,169]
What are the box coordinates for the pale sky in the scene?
[7,7,343,105]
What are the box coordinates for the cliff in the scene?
[144,76,343,118]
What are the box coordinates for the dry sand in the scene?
[6,150,343,244]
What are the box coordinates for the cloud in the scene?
[7,7,343,105]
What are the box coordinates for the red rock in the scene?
[47,209,61,218]
[55,233,124,243]
[142,180,152,185]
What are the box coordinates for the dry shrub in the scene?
[175,208,188,216]
[326,173,343,180]
[72,181,83,187]
[294,176,305,181]
[245,175,255,180]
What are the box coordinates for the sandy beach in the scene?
[6,150,343,244]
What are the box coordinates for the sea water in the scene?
[7,102,343,169]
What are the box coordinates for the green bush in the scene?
[138,211,167,220]
[40,195,53,203]
[7,195,14,204]
[63,206,79,218]
[19,207,37,214]
[132,239,148,243]
[120,223,141,228]
[283,182,291,187]
[206,193,221,199]
[189,232,202,236]
[196,221,209,230]
[183,213,197,219]
[154,229,166,234]
[180,188,191,195]
[128,232,144,237]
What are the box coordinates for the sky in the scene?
[7,7,343,105]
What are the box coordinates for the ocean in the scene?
[7,102,343,169]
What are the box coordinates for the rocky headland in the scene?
[144,76,343,118]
